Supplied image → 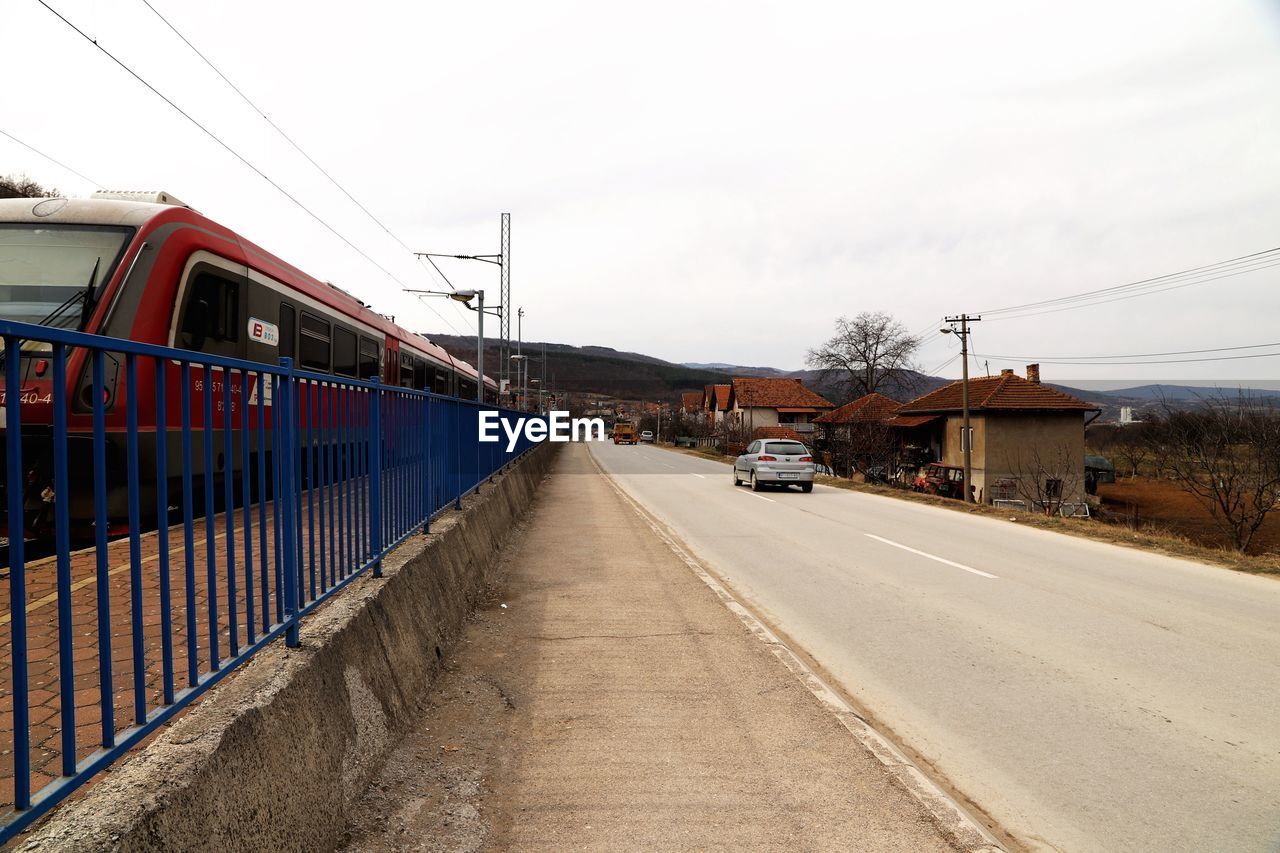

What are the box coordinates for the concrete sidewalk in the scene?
[341,445,969,851]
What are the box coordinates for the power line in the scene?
[0,128,101,187]
[983,351,1280,367]
[35,0,468,337]
[984,258,1280,323]
[977,249,1280,320]
[980,340,1280,362]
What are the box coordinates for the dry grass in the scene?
[659,445,1280,577]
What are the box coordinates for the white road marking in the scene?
[746,492,776,503]
[691,473,705,479]
[863,533,998,579]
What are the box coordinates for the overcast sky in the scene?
[4,0,1279,385]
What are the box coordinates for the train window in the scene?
[179,272,239,353]
[359,337,379,380]
[299,312,330,372]
[433,369,449,395]
[279,304,296,360]
[413,358,428,391]
[333,327,357,377]
[399,352,414,388]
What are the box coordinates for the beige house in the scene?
[725,377,834,438]
[897,364,1101,507]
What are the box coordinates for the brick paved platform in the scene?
[0,480,378,810]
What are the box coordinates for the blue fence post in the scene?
[278,357,300,647]
[369,379,383,577]
[427,394,437,532]
[51,344,76,776]
[91,350,116,743]
[5,335,30,810]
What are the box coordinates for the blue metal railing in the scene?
[0,318,539,839]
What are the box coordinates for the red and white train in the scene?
[0,190,494,536]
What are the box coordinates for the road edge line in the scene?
[589,445,1006,853]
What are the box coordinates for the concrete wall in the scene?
[21,444,559,853]
[940,413,988,498]
[984,413,1087,505]
[937,412,1086,504]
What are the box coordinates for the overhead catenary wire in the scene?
[134,0,472,328]
[0,128,102,187]
[34,0,469,337]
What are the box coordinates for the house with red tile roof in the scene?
[702,383,732,427]
[897,364,1101,506]
[812,392,904,477]
[726,377,834,438]
[813,392,902,426]
[681,391,703,415]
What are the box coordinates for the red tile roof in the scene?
[752,426,807,442]
[814,392,902,424]
[886,414,940,428]
[704,383,732,411]
[730,377,833,411]
[899,373,1099,414]
[681,392,703,413]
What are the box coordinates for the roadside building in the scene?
[726,377,834,439]
[703,383,732,426]
[896,364,1101,506]
[812,392,903,477]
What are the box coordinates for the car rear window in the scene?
[765,442,807,455]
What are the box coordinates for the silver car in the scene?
[733,439,815,492]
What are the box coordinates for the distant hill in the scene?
[681,362,787,377]
[1100,383,1280,402]
[426,335,1269,420]
[427,335,733,400]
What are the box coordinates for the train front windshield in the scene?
[0,223,133,330]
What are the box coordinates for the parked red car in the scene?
[913,463,965,499]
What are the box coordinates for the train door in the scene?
[383,337,399,386]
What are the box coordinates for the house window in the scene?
[1045,479,1064,499]
[959,427,974,451]
[299,312,330,372]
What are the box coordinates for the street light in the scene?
[510,353,528,411]
[405,288,501,402]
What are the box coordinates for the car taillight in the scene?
[799,456,812,462]
[758,455,777,462]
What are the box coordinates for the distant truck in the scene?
[613,422,638,445]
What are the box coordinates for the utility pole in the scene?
[517,307,524,410]
[499,214,511,397]
[942,315,981,503]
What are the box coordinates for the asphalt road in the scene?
[588,440,1280,853]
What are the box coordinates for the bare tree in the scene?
[806,312,921,402]
[1106,424,1154,478]
[1004,443,1085,516]
[1144,396,1280,553]
[0,174,60,199]
[821,421,897,479]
